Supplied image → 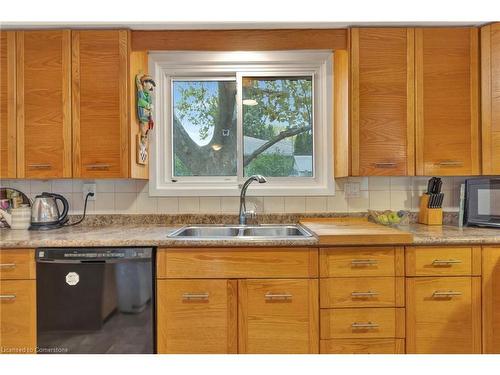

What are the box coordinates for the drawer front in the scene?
[405,246,479,276]
[406,277,481,354]
[158,248,318,279]
[157,279,237,354]
[239,279,319,354]
[0,279,37,353]
[320,307,405,339]
[0,249,36,280]
[320,247,401,277]
[320,277,404,308]
[320,338,405,354]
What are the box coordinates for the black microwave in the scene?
[464,178,500,228]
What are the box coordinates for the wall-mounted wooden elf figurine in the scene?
[136,73,156,165]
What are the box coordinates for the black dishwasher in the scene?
[35,247,155,354]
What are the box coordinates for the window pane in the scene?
[172,80,237,177]
[242,76,313,177]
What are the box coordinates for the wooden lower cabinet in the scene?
[0,279,37,354]
[320,307,405,340]
[406,276,481,353]
[482,246,500,353]
[320,247,403,278]
[405,246,481,277]
[321,338,405,354]
[0,249,36,280]
[156,279,237,354]
[320,277,404,308]
[238,279,319,354]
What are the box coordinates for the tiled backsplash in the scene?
[0,176,467,215]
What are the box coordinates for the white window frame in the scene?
[149,50,334,197]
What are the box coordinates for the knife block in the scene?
[418,194,443,225]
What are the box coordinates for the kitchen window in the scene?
[149,51,334,196]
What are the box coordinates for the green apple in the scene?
[388,212,401,224]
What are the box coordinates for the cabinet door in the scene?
[481,24,500,174]
[72,30,129,178]
[482,246,500,353]
[321,338,405,354]
[0,249,36,280]
[351,28,415,176]
[157,279,237,354]
[415,28,480,176]
[0,31,16,178]
[238,279,318,354]
[16,30,72,178]
[406,276,481,353]
[0,279,36,354]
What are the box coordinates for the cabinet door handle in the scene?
[0,294,16,300]
[374,162,397,168]
[432,259,462,266]
[432,291,462,298]
[351,259,378,266]
[27,163,51,169]
[351,291,380,298]
[182,292,209,301]
[0,263,16,269]
[435,160,463,167]
[85,163,112,170]
[351,322,379,329]
[265,292,293,300]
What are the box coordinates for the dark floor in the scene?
[37,302,153,354]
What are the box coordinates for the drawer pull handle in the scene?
[0,294,16,300]
[351,259,378,266]
[435,160,463,167]
[374,162,397,168]
[265,293,293,300]
[0,263,16,269]
[85,163,112,170]
[351,322,379,329]
[351,291,380,298]
[28,163,51,169]
[432,291,462,298]
[182,292,209,301]
[432,259,462,266]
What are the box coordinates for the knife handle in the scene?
[435,179,442,194]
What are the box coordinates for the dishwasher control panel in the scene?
[36,247,153,262]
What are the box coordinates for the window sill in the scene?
[149,183,336,197]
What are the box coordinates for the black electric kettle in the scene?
[30,192,69,230]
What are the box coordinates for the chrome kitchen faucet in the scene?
[238,175,267,225]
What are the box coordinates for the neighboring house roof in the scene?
[243,135,294,156]
[293,155,313,172]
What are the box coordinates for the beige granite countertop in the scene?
[0,224,318,248]
[404,224,500,245]
[1,222,500,249]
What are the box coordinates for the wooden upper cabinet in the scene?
[72,30,129,178]
[415,28,480,176]
[351,28,415,176]
[481,24,500,175]
[0,31,16,178]
[16,30,72,178]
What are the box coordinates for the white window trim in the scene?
[149,50,334,197]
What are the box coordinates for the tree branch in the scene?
[243,125,311,167]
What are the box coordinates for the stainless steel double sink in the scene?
[168,224,313,240]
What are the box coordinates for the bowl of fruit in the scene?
[368,210,409,227]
